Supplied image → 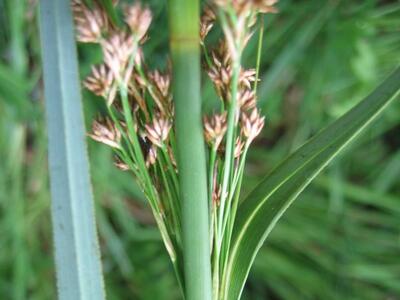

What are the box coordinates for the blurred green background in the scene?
[1,0,400,299]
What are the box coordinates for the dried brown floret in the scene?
[200,5,216,42]
[204,113,227,149]
[146,146,158,167]
[241,109,265,144]
[240,69,256,89]
[89,118,122,149]
[145,117,172,148]
[238,89,257,111]
[72,1,108,43]
[84,64,114,98]
[123,2,152,41]
[102,31,135,79]
[148,70,171,101]
[234,137,245,158]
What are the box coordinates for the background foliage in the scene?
[0,0,399,299]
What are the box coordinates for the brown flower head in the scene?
[71,0,84,14]
[84,64,114,99]
[208,42,233,100]
[234,137,245,158]
[146,146,158,167]
[240,69,256,89]
[145,117,172,148]
[241,109,265,144]
[147,69,174,116]
[72,1,107,43]
[123,2,152,41]
[200,5,216,42]
[89,118,121,149]
[238,89,257,111]
[148,70,171,100]
[102,32,135,79]
[203,113,227,149]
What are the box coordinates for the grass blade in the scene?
[221,67,400,300]
[168,1,212,299]
[39,1,105,299]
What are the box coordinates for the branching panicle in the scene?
[74,0,278,297]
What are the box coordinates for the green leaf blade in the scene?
[222,67,400,300]
[39,1,105,299]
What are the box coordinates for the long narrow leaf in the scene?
[39,1,105,299]
[221,67,400,300]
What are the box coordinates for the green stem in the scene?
[161,145,180,197]
[168,1,212,299]
[208,147,217,215]
[158,153,181,242]
[221,147,248,274]
[202,43,213,69]
[254,17,264,94]
[217,58,240,239]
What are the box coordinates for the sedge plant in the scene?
[41,0,400,299]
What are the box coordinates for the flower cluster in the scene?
[199,1,277,295]
[73,0,278,294]
[73,0,180,266]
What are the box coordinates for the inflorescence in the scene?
[72,0,278,293]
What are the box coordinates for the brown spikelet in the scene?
[123,3,152,41]
[204,113,227,149]
[89,118,122,149]
[145,117,172,148]
[102,32,135,79]
[241,109,265,144]
[148,70,171,101]
[207,41,233,100]
[239,69,256,89]
[238,89,257,111]
[146,146,158,167]
[234,137,245,158]
[84,64,114,98]
[72,1,108,43]
[200,5,216,42]
[146,69,174,117]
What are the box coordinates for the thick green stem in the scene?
[168,1,212,299]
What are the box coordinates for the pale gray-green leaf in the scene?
[39,1,105,299]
